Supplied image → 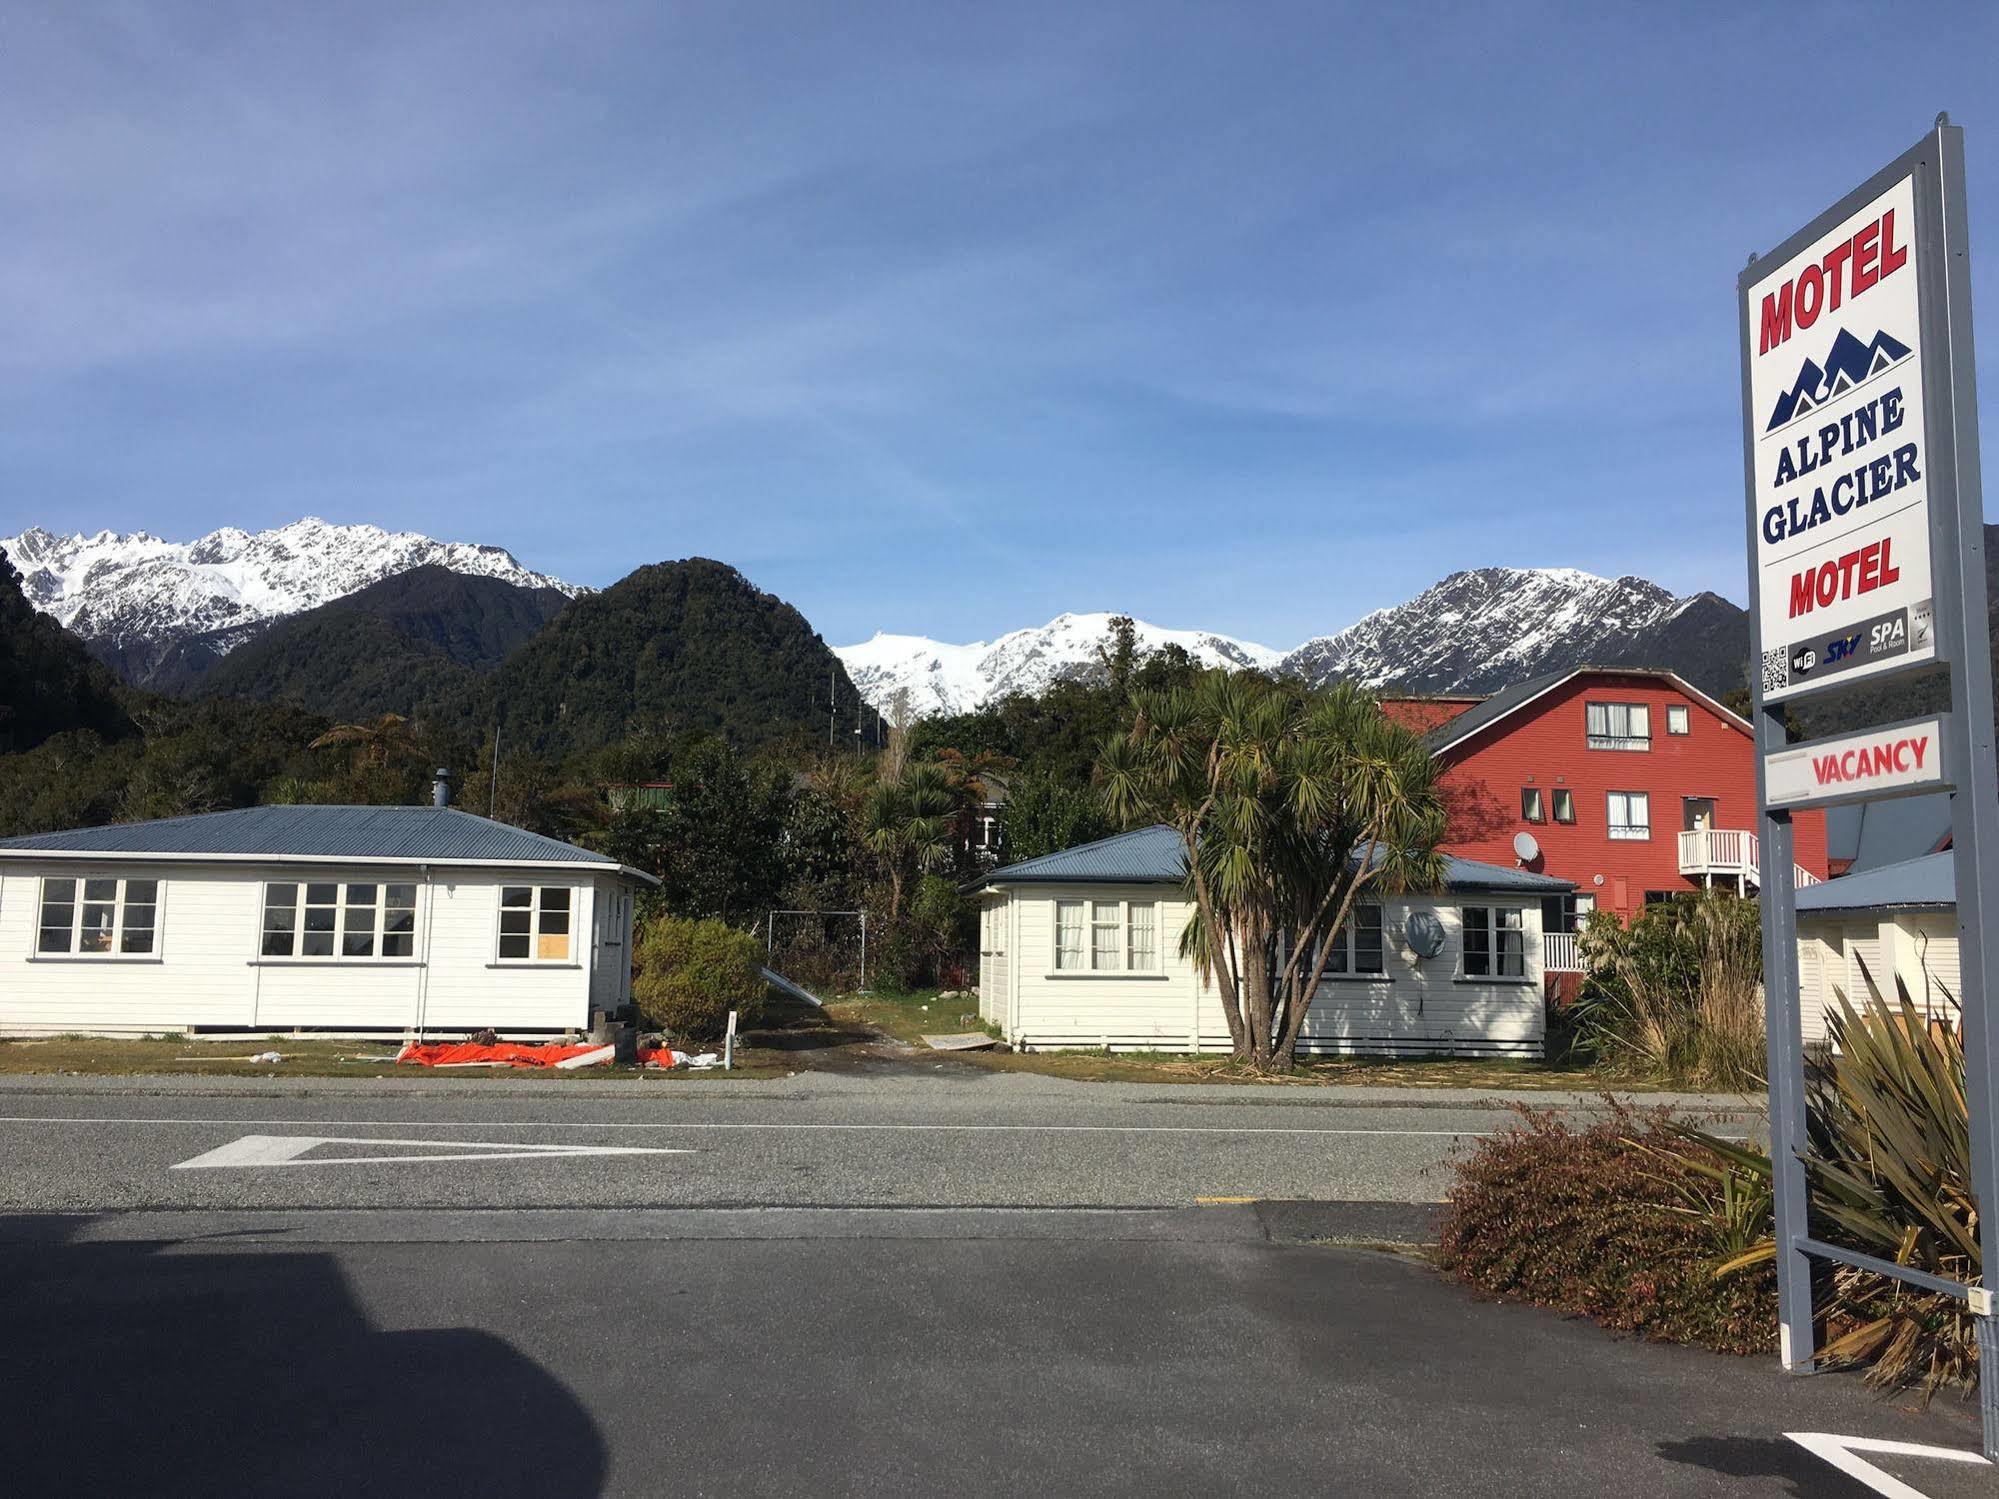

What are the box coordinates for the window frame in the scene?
[494,884,577,966]
[1666,704,1691,736]
[1606,790,1653,842]
[1520,787,1545,823]
[34,874,163,960]
[1050,896,1161,976]
[1551,787,1576,824]
[1584,700,1652,751]
[259,879,421,963]
[1460,904,1528,982]
[1318,902,1387,980]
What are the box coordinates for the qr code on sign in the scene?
[1761,649,1789,694]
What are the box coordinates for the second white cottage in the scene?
[973,825,1570,1057]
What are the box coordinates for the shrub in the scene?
[1437,1103,1777,1356]
[1574,890,1763,1088]
[631,914,766,1041]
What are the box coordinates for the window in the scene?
[1666,705,1691,736]
[1055,900,1084,970]
[1053,898,1157,972]
[1552,788,1575,824]
[262,881,418,960]
[1585,701,1651,750]
[1126,902,1157,971]
[1462,905,1525,978]
[1320,903,1386,977]
[1607,792,1651,841]
[37,877,158,956]
[1521,787,1544,822]
[498,885,572,962]
[1539,893,1595,935]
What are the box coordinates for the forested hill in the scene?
[485,558,858,756]
[0,545,131,754]
[180,566,570,719]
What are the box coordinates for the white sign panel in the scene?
[1764,717,1946,808]
[1747,177,1936,703]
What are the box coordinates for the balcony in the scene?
[1543,932,1582,973]
[1677,828,1821,890]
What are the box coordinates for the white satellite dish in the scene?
[1404,910,1446,958]
[1513,830,1541,864]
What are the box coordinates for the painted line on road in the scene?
[172,1134,695,1169]
[1787,1432,1990,1498]
[0,1114,1493,1138]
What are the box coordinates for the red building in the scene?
[1384,668,1828,983]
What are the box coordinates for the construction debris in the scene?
[921,1032,998,1051]
[396,1041,614,1069]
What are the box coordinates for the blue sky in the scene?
[3,2,1997,648]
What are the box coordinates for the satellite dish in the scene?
[1405,910,1446,959]
[1513,830,1541,864]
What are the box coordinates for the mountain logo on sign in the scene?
[1765,327,1911,432]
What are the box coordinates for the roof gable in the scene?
[1424,667,1750,756]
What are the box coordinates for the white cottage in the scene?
[0,803,656,1038]
[1795,850,1959,1045]
[974,825,1571,1057]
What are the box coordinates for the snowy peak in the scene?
[837,611,1282,718]
[1,517,581,684]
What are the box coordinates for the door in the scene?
[1683,798,1717,833]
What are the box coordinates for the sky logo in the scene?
[1766,327,1911,432]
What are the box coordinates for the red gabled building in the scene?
[1384,668,1828,984]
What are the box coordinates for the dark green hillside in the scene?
[487,558,853,755]
[0,545,132,754]
[185,566,570,719]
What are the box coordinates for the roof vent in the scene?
[432,768,453,808]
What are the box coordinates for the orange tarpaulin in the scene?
[396,1042,613,1069]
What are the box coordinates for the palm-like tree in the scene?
[1097,671,1445,1068]
[309,713,416,771]
[864,760,959,921]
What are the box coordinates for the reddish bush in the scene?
[1436,1105,1777,1357]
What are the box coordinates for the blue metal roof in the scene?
[0,805,623,869]
[980,825,1571,894]
[1797,851,1954,914]
[1825,793,1954,875]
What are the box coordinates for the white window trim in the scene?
[493,883,579,966]
[1319,903,1388,980]
[1049,896,1164,978]
[1459,904,1530,983]
[1552,787,1576,824]
[1666,704,1692,736]
[1607,791,1652,842]
[30,874,165,962]
[255,878,423,965]
[1585,700,1652,751]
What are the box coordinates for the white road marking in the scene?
[2,1114,1491,1138]
[172,1134,694,1170]
[1787,1432,1991,1498]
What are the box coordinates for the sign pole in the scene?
[1925,118,1999,1453]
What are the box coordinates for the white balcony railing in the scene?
[1678,828,1820,889]
[1543,932,1582,973]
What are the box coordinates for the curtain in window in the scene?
[1126,902,1157,971]
[1091,901,1120,970]
[1055,901,1084,970]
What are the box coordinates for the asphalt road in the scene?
[1,1073,1987,1496]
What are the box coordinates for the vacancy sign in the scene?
[1764,717,1947,809]
[1746,176,1936,704]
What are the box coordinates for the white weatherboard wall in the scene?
[979,885,1546,1057]
[1797,908,1960,1045]
[0,861,625,1037]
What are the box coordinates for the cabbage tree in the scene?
[1097,672,1445,1067]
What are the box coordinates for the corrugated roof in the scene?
[1826,793,1954,874]
[979,825,1571,893]
[0,805,621,868]
[1797,850,1954,914]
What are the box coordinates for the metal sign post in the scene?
[1740,116,1997,1457]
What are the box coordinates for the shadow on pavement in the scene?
[1654,1434,1873,1497]
[0,1215,606,1498]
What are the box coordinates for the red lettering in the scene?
[1858,541,1882,590]
[1790,570,1817,618]
[1893,740,1911,772]
[1880,207,1907,279]
[1816,561,1839,608]
[1910,735,1928,768]
[1787,538,1905,617]
[1822,240,1853,312]
[1796,263,1825,329]
[1879,535,1899,587]
[1813,753,1839,784]
[1852,220,1881,293]
[1760,283,1793,355]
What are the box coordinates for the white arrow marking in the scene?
[1787,1432,1991,1498]
[172,1134,693,1169]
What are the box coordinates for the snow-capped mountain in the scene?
[837,612,1282,719]
[2,518,580,683]
[838,571,1749,716]
[1279,567,1743,695]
